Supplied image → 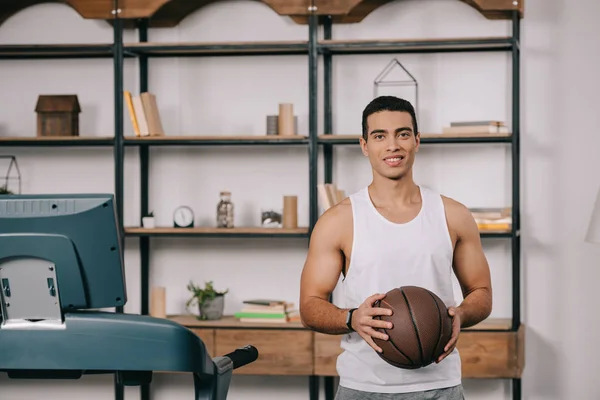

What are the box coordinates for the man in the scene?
[299,96,492,399]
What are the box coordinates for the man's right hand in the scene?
[350,293,394,353]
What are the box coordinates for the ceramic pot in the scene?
[198,295,225,320]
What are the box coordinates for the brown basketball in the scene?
[373,286,453,369]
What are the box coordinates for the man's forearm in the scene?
[300,296,351,334]
[457,287,492,328]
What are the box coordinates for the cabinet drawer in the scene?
[191,328,216,357]
[314,332,342,376]
[215,329,313,375]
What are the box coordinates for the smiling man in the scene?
[299,96,493,399]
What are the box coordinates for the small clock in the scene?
[173,206,194,228]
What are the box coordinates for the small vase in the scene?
[142,216,155,228]
[198,295,225,320]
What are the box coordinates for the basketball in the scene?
[373,286,453,369]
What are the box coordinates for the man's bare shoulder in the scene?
[441,195,478,235]
[311,198,353,239]
[316,197,353,224]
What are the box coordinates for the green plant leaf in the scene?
[186,280,228,309]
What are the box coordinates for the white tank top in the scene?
[336,185,462,393]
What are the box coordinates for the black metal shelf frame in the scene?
[318,135,512,145]
[317,36,515,55]
[0,4,521,400]
[0,139,115,147]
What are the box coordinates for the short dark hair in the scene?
[361,96,418,140]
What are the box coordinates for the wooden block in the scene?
[215,329,313,375]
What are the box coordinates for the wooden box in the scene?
[35,95,80,137]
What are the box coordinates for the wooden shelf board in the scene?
[168,315,305,330]
[124,41,308,56]
[318,36,514,53]
[319,133,511,142]
[0,136,114,146]
[124,226,309,237]
[124,135,308,145]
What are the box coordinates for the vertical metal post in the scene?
[511,10,521,333]
[112,2,125,304]
[307,6,321,400]
[137,18,151,400]
[308,3,319,234]
[511,10,522,400]
[323,16,333,185]
[322,15,337,400]
[138,18,150,316]
[112,4,125,400]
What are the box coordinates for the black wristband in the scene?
[346,308,357,332]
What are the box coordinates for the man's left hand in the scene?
[436,306,461,363]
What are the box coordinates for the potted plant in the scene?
[186,280,228,320]
[142,211,155,228]
[0,186,13,195]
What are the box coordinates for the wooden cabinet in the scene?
[312,318,525,379]
[172,316,524,379]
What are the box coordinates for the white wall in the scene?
[0,0,598,399]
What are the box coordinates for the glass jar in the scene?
[216,191,234,228]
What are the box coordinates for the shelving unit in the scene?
[0,1,524,400]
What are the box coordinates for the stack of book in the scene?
[442,120,509,135]
[471,207,512,232]
[234,299,298,324]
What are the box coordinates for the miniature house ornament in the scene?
[35,94,81,137]
[373,58,419,119]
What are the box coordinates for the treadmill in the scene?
[0,193,258,399]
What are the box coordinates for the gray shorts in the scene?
[335,384,465,400]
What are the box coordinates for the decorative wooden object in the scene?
[35,95,81,137]
[104,0,311,28]
[0,0,115,27]
[0,0,524,28]
[308,0,524,22]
